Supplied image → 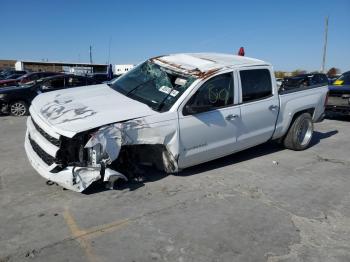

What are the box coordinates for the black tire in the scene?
[10,101,29,116]
[283,113,313,151]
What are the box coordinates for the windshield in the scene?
[109,61,196,112]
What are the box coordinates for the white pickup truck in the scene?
[25,53,328,192]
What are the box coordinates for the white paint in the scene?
[25,53,328,192]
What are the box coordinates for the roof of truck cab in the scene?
[152,53,269,77]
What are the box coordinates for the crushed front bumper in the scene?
[24,116,127,192]
[24,129,102,192]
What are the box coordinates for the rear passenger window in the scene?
[240,69,272,103]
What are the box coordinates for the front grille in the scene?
[32,119,61,147]
[29,135,55,166]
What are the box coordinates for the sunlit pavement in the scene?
[1,116,350,262]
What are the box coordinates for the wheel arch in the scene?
[277,107,315,142]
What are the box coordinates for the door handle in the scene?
[225,114,239,121]
[269,105,279,111]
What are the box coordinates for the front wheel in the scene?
[283,113,313,150]
[10,101,29,116]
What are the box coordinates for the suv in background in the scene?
[0,74,97,116]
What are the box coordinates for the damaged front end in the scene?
[25,115,179,192]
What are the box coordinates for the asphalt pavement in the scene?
[0,116,349,262]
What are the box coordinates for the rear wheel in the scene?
[10,101,28,116]
[283,113,313,150]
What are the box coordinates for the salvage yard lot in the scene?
[0,116,350,262]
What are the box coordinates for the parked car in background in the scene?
[0,72,61,88]
[0,70,27,80]
[328,76,340,85]
[280,73,328,91]
[332,71,350,86]
[0,74,97,116]
[326,71,350,116]
[90,73,118,83]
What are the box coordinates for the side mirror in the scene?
[184,104,212,115]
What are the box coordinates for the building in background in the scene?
[0,60,16,70]
[0,59,134,76]
[15,60,108,74]
[114,64,134,75]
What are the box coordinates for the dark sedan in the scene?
[0,74,97,116]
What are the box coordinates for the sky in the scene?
[1,0,349,72]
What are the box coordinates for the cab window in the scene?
[240,69,272,102]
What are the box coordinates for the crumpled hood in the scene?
[31,84,157,136]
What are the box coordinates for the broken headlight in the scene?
[87,143,102,167]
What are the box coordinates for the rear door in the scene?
[178,72,241,168]
[236,68,279,149]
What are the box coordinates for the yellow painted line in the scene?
[84,219,129,239]
[63,208,98,262]
[63,208,130,262]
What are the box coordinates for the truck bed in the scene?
[272,84,328,140]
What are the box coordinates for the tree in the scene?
[291,69,307,76]
[327,67,341,77]
[275,71,287,78]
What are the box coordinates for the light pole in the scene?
[321,16,329,73]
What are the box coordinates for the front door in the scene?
[178,72,240,168]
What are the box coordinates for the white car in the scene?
[25,53,328,192]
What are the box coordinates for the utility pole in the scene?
[89,45,93,74]
[89,45,93,64]
[107,37,112,65]
[321,16,329,73]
